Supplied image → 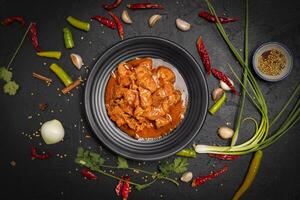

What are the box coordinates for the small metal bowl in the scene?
[252,42,293,82]
[84,36,208,161]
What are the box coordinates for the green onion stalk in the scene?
[194,0,300,155]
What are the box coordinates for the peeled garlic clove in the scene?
[70,53,83,70]
[149,14,161,27]
[220,78,234,91]
[41,119,65,144]
[218,126,234,139]
[176,18,191,31]
[212,88,224,101]
[180,171,193,183]
[122,10,133,24]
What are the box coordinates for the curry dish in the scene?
[105,58,186,139]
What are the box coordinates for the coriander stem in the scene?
[99,164,179,186]
[96,168,141,186]
[7,23,32,69]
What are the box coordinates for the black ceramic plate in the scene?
[84,36,208,161]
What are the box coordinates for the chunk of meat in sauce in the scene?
[155,116,171,128]
[107,106,126,127]
[157,66,176,83]
[138,87,152,108]
[117,62,132,86]
[135,64,158,93]
[143,106,166,121]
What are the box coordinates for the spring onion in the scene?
[63,27,74,49]
[209,92,227,115]
[36,51,62,59]
[66,16,90,32]
[49,63,73,87]
[194,0,300,155]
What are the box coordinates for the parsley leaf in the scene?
[117,156,129,169]
[75,147,105,171]
[3,81,19,95]
[159,157,188,176]
[0,67,12,82]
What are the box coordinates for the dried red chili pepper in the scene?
[208,154,240,161]
[211,68,237,95]
[108,11,124,40]
[197,36,211,76]
[91,16,116,29]
[1,16,25,26]
[31,147,51,160]
[127,3,164,10]
[192,165,228,187]
[103,0,122,11]
[199,11,238,24]
[81,168,98,180]
[29,22,41,52]
[115,176,131,200]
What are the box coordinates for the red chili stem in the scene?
[108,11,124,40]
[91,15,116,29]
[211,68,237,95]
[197,36,211,76]
[31,147,51,160]
[208,154,240,161]
[81,168,98,180]
[103,0,122,10]
[127,3,164,9]
[192,165,228,187]
[29,22,41,52]
[1,16,25,26]
[199,11,238,24]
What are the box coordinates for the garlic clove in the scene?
[220,78,234,91]
[180,171,193,182]
[175,18,191,31]
[121,10,133,24]
[218,126,234,139]
[212,88,224,101]
[149,14,162,27]
[70,53,83,70]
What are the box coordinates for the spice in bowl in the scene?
[258,49,286,76]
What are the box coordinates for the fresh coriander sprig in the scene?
[75,147,182,190]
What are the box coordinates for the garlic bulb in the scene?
[220,78,234,91]
[176,18,191,31]
[41,119,65,144]
[212,88,224,101]
[70,53,83,70]
[218,126,234,139]
[121,10,133,24]
[149,14,162,27]
[180,171,193,182]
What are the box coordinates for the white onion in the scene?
[41,119,65,144]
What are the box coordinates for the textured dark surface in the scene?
[0,0,299,200]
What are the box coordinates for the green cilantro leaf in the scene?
[74,147,105,171]
[117,156,129,169]
[159,157,188,176]
[0,67,12,82]
[3,81,19,95]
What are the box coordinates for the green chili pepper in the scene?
[36,51,62,59]
[63,27,74,49]
[209,92,227,115]
[232,150,263,200]
[49,63,73,86]
[66,16,90,32]
[176,148,197,158]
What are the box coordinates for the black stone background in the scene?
[0,0,299,199]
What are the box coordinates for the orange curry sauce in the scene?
[105,58,186,139]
